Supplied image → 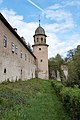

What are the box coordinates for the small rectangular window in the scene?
[25,54,27,60]
[4,35,7,47]
[41,59,43,62]
[15,45,18,54]
[29,57,30,62]
[37,38,39,42]
[12,42,15,53]
[20,51,22,58]
[4,68,6,74]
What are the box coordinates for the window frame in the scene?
[25,54,27,61]
[20,50,22,58]
[41,37,43,43]
[15,45,18,54]
[37,38,39,42]
[3,35,7,47]
[11,42,15,53]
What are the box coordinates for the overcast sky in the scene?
[0,0,80,58]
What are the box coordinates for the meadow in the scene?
[0,79,71,120]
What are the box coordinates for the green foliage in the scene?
[0,79,70,120]
[48,54,65,80]
[66,61,79,87]
[65,49,76,61]
[52,80,80,120]
[51,80,64,96]
[27,42,32,52]
[66,45,80,86]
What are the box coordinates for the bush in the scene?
[51,80,80,120]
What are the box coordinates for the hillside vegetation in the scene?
[0,79,71,120]
[52,80,80,120]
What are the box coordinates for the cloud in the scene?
[62,0,80,7]
[47,33,80,58]
[44,9,70,21]
[43,11,74,33]
[0,9,38,44]
[48,4,63,10]
[27,0,44,12]
[1,9,23,22]
[0,8,80,58]
[45,21,73,34]
[42,5,74,33]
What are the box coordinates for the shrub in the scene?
[51,80,80,120]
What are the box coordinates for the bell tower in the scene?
[32,21,49,79]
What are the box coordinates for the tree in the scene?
[66,45,80,87]
[27,42,32,52]
[67,61,79,87]
[48,54,65,80]
[48,57,58,79]
[55,54,64,68]
[65,49,76,62]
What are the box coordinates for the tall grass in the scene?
[0,79,71,120]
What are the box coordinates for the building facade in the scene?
[0,13,49,82]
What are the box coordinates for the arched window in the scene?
[44,38,46,43]
[41,37,43,42]
[37,38,39,42]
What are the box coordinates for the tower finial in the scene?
[39,20,40,26]
[39,15,40,26]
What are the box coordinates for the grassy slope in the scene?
[0,79,71,120]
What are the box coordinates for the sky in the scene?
[0,0,80,58]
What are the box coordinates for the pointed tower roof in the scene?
[35,20,45,35]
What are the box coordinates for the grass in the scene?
[0,79,71,120]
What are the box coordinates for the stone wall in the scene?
[61,65,68,80]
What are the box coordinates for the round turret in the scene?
[33,23,47,45]
[32,21,49,79]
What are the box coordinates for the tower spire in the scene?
[39,20,40,26]
[39,15,40,26]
